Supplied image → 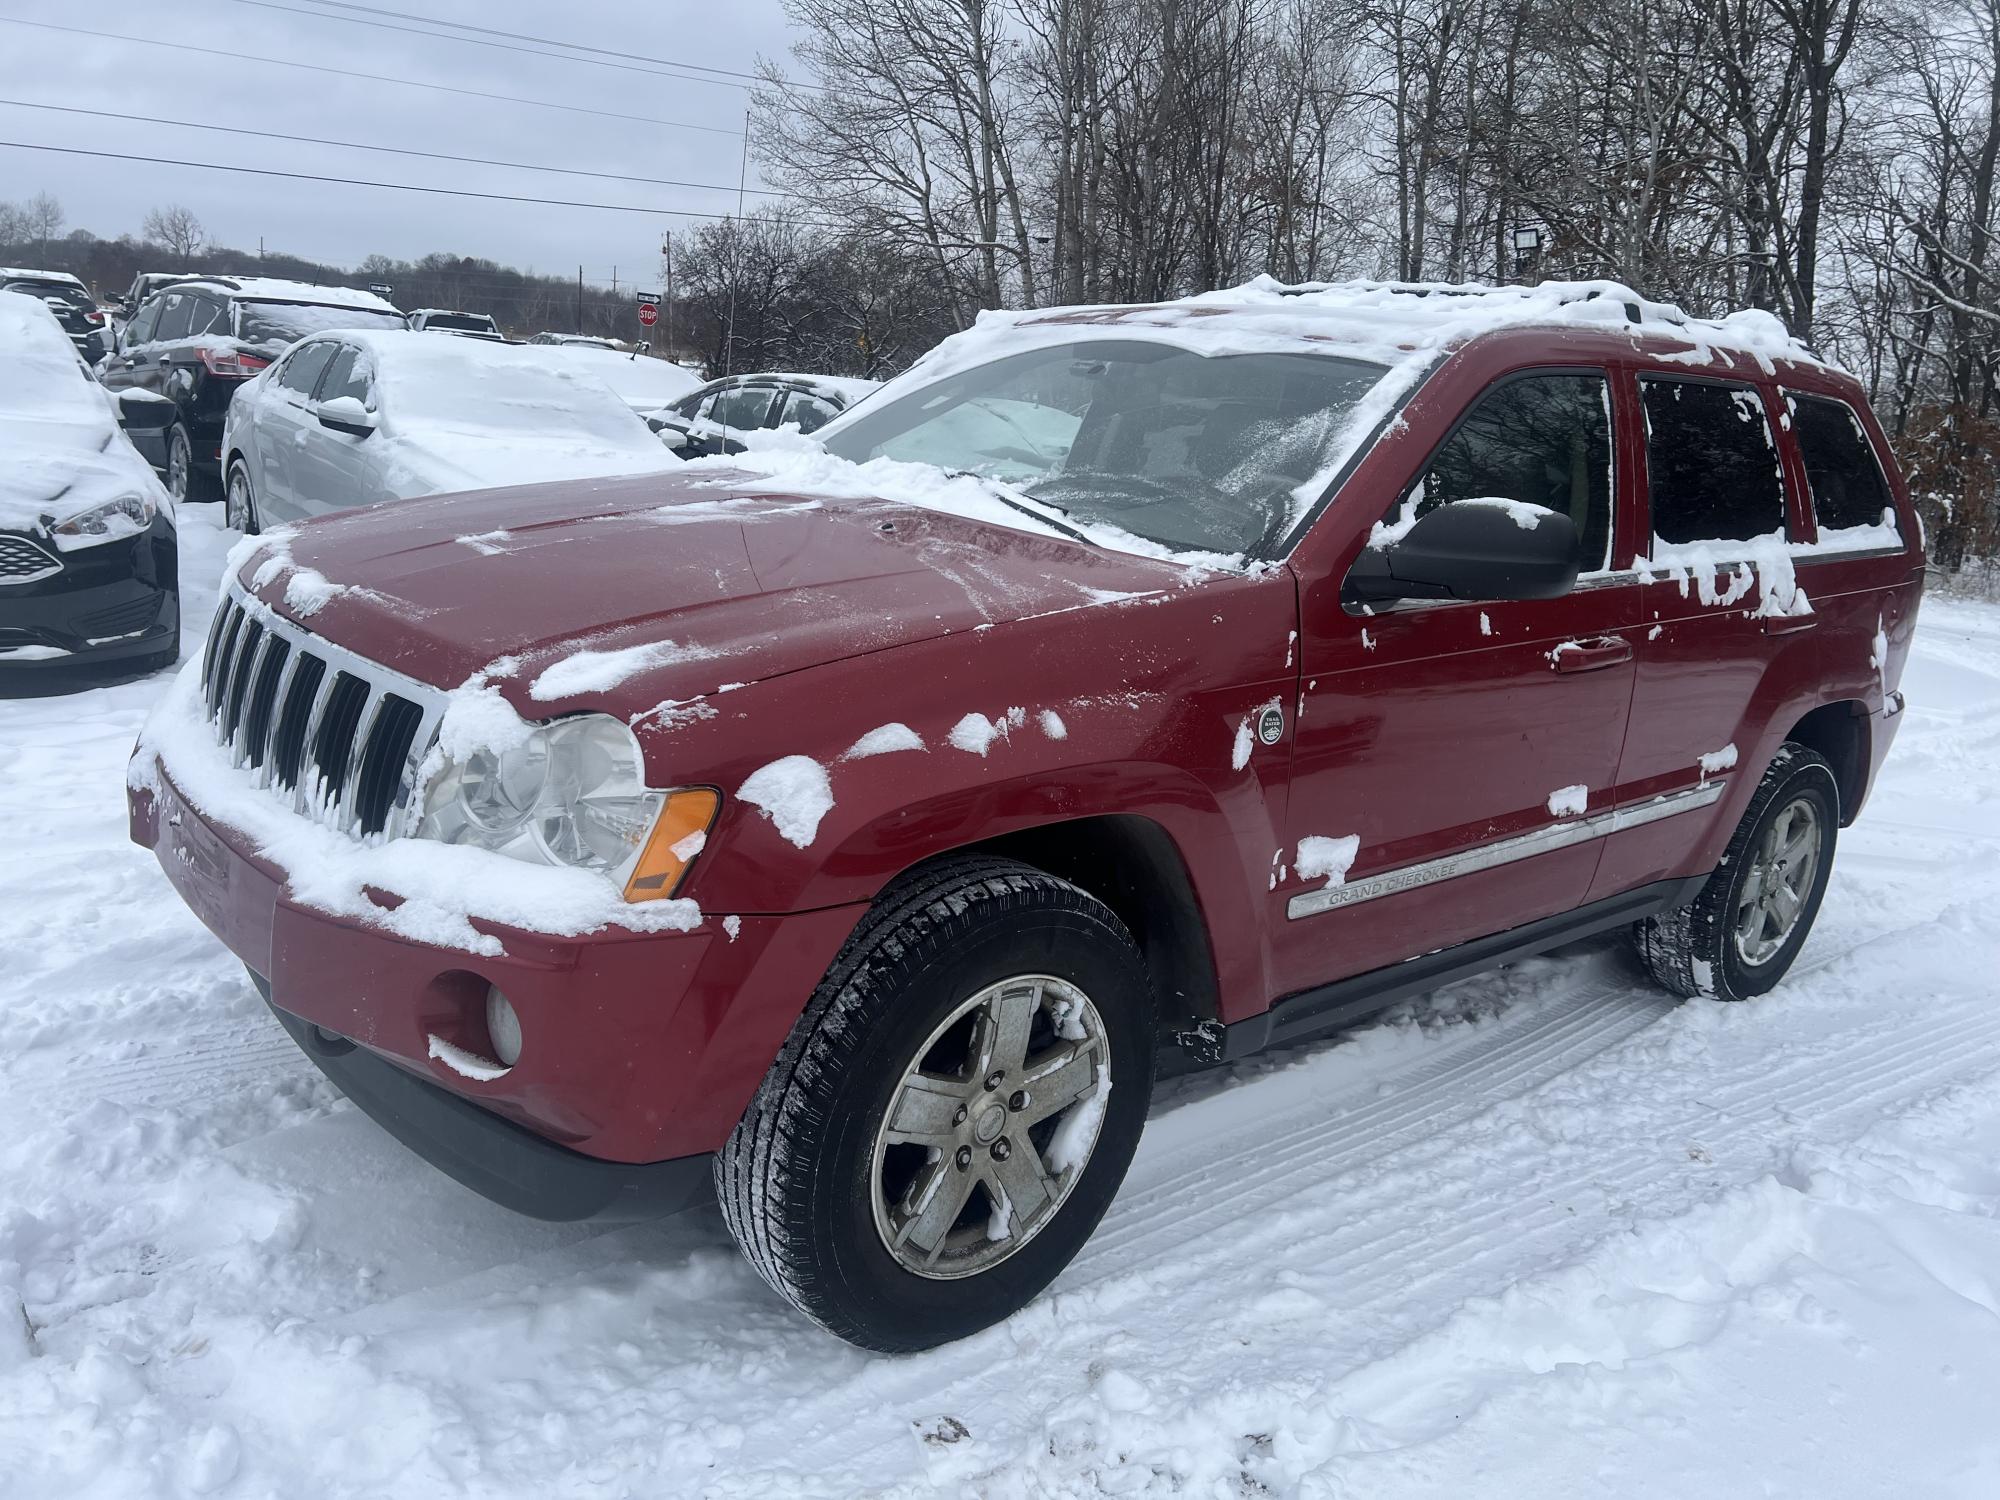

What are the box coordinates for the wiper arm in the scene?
[945,470,1100,548]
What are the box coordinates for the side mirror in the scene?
[1346,498,1580,603]
[316,395,378,438]
[115,387,176,432]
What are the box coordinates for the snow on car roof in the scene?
[0,267,88,291]
[168,275,402,311]
[754,373,882,403]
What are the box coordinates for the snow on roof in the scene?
[756,373,882,403]
[169,275,402,312]
[0,267,87,290]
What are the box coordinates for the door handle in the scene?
[1762,613,1817,636]
[1550,636,1633,674]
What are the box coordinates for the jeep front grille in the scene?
[198,586,445,838]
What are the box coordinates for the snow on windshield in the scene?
[236,301,409,349]
[370,335,658,446]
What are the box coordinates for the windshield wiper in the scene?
[945,470,1101,548]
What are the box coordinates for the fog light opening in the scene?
[484,985,524,1069]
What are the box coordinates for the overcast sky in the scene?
[0,0,801,292]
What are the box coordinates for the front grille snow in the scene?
[197,587,444,838]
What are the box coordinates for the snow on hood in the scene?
[0,291,169,534]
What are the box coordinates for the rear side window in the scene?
[1396,371,1615,572]
[1788,393,1895,534]
[186,295,225,337]
[278,341,338,395]
[1641,378,1786,545]
[153,293,195,343]
[783,390,843,435]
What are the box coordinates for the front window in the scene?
[1387,372,1615,572]
[821,339,1389,556]
[236,301,408,349]
[423,313,496,333]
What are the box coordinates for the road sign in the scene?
[636,291,661,306]
[638,302,658,327]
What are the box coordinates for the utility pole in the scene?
[663,232,674,364]
[576,264,583,335]
[723,109,750,375]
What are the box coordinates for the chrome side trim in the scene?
[1286,780,1727,919]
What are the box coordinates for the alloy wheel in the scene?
[226,466,257,534]
[869,974,1110,1279]
[1734,795,1822,966]
[167,428,190,503]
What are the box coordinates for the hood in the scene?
[240,467,1199,715]
[0,409,164,535]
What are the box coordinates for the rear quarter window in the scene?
[1640,377,1788,545]
[1787,392,1898,539]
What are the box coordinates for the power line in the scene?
[216,0,770,95]
[0,99,791,198]
[0,19,747,137]
[0,140,833,225]
[275,0,784,87]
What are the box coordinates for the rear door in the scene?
[1277,367,1642,995]
[102,296,165,394]
[1591,371,1815,899]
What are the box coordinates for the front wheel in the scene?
[225,460,261,535]
[1633,743,1838,1002]
[716,856,1156,1352]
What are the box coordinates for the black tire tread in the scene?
[714,854,1129,1346]
[1632,742,1833,1001]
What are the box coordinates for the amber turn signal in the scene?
[623,788,721,902]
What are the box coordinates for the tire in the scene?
[225,460,261,535]
[166,423,219,504]
[141,591,183,675]
[716,855,1156,1352]
[1632,743,1838,1002]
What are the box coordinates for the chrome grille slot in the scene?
[194,584,445,839]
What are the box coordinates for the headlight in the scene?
[48,492,155,550]
[416,713,718,901]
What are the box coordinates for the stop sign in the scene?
[638,302,658,327]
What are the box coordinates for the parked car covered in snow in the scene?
[1,291,179,674]
[646,371,879,456]
[98,276,409,503]
[1,267,110,361]
[130,279,1921,1352]
[408,308,505,342]
[219,328,681,530]
[523,343,703,417]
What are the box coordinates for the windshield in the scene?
[236,301,408,348]
[821,338,1389,555]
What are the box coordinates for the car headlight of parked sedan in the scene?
[415,713,717,901]
[47,491,156,550]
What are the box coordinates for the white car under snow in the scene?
[219,328,682,530]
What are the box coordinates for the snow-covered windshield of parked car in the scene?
[424,313,498,333]
[236,301,409,348]
[820,339,1390,555]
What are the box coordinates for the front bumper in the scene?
[130,762,864,1187]
[0,517,178,665]
[257,976,713,1222]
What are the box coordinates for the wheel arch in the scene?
[1780,700,1869,825]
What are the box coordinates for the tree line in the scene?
[0,198,650,348]
[719,0,2000,570]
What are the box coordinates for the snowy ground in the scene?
[3,508,1998,1498]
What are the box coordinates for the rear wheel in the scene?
[165,424,193,505]
[1633,743,1838,1002]
[716,856,1155,1352]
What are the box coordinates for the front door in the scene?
[1274,368,1641,998]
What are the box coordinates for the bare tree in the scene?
[25,192,63,261]
[142,204,208,267]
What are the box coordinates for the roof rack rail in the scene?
[1269,278,1687,329]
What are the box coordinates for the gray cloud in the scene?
[0,0,800,293]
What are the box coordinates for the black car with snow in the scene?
[646,372,880,456]
[1,268,110,362]
[0,291,180,675]
[98,276,408,501]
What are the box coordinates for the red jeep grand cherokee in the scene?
[129,281,1921,1351]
